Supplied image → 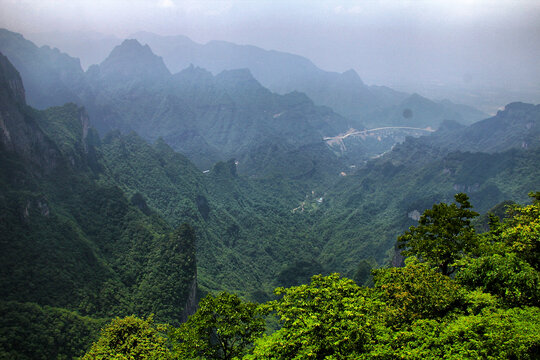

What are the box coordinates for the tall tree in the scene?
[250,274,383,359]
[398,193,479,275]
[169,292,265,360]
[82,315,171,360]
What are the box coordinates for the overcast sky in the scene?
[1,0,539,98]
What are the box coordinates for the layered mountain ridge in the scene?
[81,38,350,176]
[0,28,539,359]
[130,31,487,127]
[0,28,491,178]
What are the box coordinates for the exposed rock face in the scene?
[180,274,198,322]
[0,52,25,103]
[0,52,61,172]
[80,107,90,153]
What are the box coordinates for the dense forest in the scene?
[83,192,540,359]
[0,27,539,359]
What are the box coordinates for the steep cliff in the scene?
[0,52,61,173]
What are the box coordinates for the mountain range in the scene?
[0,27,539,359]
[127,31,488,128]
[3,28,486,129]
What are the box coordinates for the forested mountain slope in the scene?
[314,146,540,275]
[83,39,350,176]
[0,28,489,175]
[419,102,540,153]
[0,53,197,359]
[1,29,539,360]
[312,103,540,275]
[0,30,351,177]
[98,132,327,298]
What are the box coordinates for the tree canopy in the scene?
[169,292,266,360]
[81,192,540,360]
[398,192,479,275]
[82,315,171,360]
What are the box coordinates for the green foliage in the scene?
[456,193,540,307]
[373,259,466,326]
[2,46,540,359]
[398,193,479,275]
[251,274,383,359]
[99,130,324,298]
[353,258,377,287]
[315,145,540,277]
[82,315,171,360]
[137,224,197,326]
[0,99,197,357]
[0,301,106,360]
[370,307,540,360]
[495,192,540,269]
[276,260,326,288]
[169,292,265,360]
[457,253,539,307]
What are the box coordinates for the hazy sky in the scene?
[1,0,539,96]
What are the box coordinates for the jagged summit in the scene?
[109,39,151,55]
[0,28,85,109]
[92,38,170,83]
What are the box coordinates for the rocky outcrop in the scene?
[0,52,61,173]
[80,107,90,153]
[180,274,198,322]
[0,52,25,104]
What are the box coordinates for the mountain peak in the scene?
[105,39,159,63]
[332,69,365,89]
[96,39,170,82]
[172,64,214,87]
[177,64,213,77]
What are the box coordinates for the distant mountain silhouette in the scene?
[0,28,85,108]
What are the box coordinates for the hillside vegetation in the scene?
[0,30,539,359]
[84,193,540,359]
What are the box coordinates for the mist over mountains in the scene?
[0,28,490,171]
[0,25,539,359]
[24,29,490,124]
